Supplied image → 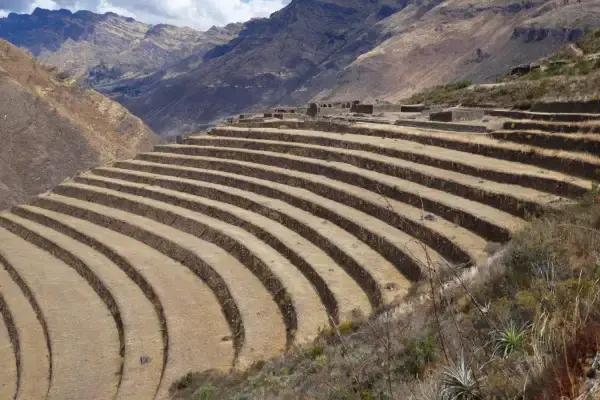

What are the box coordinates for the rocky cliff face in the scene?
[0,8,242,89]
[2,1,600,136]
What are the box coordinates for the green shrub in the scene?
[404,334,436,377]
[359,390,376,400]
[515,290,538,310]
[309,344,324,359]
[446,80,472,90]
[194,385,215,400]
[315,354,327,367]
[339,320,356,335]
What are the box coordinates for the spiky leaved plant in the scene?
[491,320,529,357]
[439,352,480,400]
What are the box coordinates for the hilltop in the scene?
[0,38,159,210]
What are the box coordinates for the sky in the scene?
[0,0,289,29]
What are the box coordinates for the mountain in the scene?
[120,0,600,134]
[0,38,159,210]
[2,1,600,136]
[0,8,242,90]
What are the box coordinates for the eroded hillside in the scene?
[0,38,159,210]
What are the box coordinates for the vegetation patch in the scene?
[405,28,600,108]
[171,190,600,400]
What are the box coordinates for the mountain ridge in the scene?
[0,8,243,90]
[121,0,600,134]
[2,0,600,135]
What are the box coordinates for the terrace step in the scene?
[13,204,233,399]
[3,110,595,399]
[0,256,50,399]
[0,227,120,399]
[203,127,572,217]
[131,153,490,267]
[0,304,17,399]
[106,162,426,301]
[394,119,488,133]
[491,130,600,157]
[52,181,329,347]
[75,172,372,322]
[1,212,164,399]
[253,120,599,186]
[503,120,600,134]
[153,144,523,244]
[0,214,127,395]
[31,192,287,371]
[484,109,600,122]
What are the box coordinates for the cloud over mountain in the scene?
[0,0,288,29]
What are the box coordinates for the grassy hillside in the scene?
[171,190,600,399]
[405,27,600,108]
[0,39,159,210]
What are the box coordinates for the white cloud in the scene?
[1,0,288,29]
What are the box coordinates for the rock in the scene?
[422,214,435,221]
[140,355,152,365]
[585,366,596,378]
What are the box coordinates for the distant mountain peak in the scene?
[0,7,243,98]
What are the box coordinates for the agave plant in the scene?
[491,320,529,357]
[439,352,480,400]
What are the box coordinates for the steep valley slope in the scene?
[0,38,159,210]
[120,0,600,134]
[2,0,600,135]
